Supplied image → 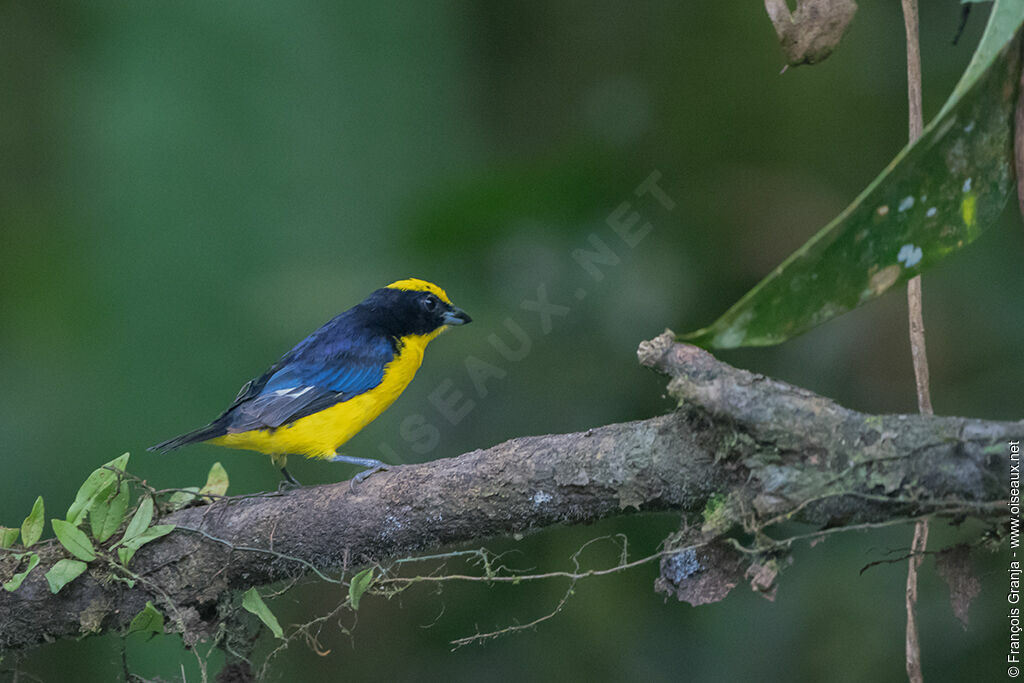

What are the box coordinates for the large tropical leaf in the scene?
[684,1,1024,348]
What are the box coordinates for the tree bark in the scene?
[0,332,1017,652]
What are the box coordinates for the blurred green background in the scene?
[2,1,1021,681]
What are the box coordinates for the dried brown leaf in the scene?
[764,0,857,67]
[934,544,981,629]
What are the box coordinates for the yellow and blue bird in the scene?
[149,278,471,485]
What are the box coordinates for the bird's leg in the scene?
[278,467,302,490]
[329,454,390,469]
[329,454,391,491]
[271,454,302,490]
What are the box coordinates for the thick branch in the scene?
[1,332,1018,651]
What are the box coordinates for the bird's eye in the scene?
[421,295,438,312]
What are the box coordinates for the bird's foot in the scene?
[348,464,391,492]
[278,467,302,491]
[329,454,391,493]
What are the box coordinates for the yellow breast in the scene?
[208,329,442,459]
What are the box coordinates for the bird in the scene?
[149,278,471,486]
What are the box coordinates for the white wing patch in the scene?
[271,386,315,398]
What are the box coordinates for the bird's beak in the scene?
[442,306,472,326]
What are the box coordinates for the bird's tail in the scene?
[148,422,228,453]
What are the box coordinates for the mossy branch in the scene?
[0,331,1017,652]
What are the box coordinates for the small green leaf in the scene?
[51,519,97,561]
[199,462,229,499]
[242,588,284,639]
[127,601,165,636]
[112,574,136,589]
[3,552,39,591]
[116,525,175,566]
[167,487,200,512]
[0,527,19,549]
[45,559,88,594]
[348,567,374,611]
[66,453,130,525]
[119,496,154,545]
[89,482,131,543]
[126,524,175,548]
[21,496,44,548]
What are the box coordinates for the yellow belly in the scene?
[208,330,440,460]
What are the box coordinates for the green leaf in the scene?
[348,567,374,611]
[66,453,130,526]
[89,482,131,543]
[116,525,175,565]
[45,559,88,594]
[242,587,284,639]
[167,487,200,512]
[119,496,154,545]
[0,527,18,549]
[113,575,136,589]
[20,496,44,548]
[51,519,97,561]
[683,2,1024,348]
[126,524,175,548]
[3,552,39,591]
[127,601,165,636]
[198,462,229,499]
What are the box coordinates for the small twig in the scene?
[896,0,931,412]
[858,535,991,576]
[899,0,931,417]
[378,549,666,587]
[906,279,932,416]
[447,535,625,648]
[902,0,924,143]
[905,519,928,683]
[900,2,930,682]
[108,554,213,681]
[172,525,341,584]
[379,512,966,592]
[258,583,360,679]
[756,490,998,534]
[105,465,285,506]
[898,0,931,415]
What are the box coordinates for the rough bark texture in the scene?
[0,332,1017,653]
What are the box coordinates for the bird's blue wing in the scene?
[226,329,394,431]
[261,361,384,398]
